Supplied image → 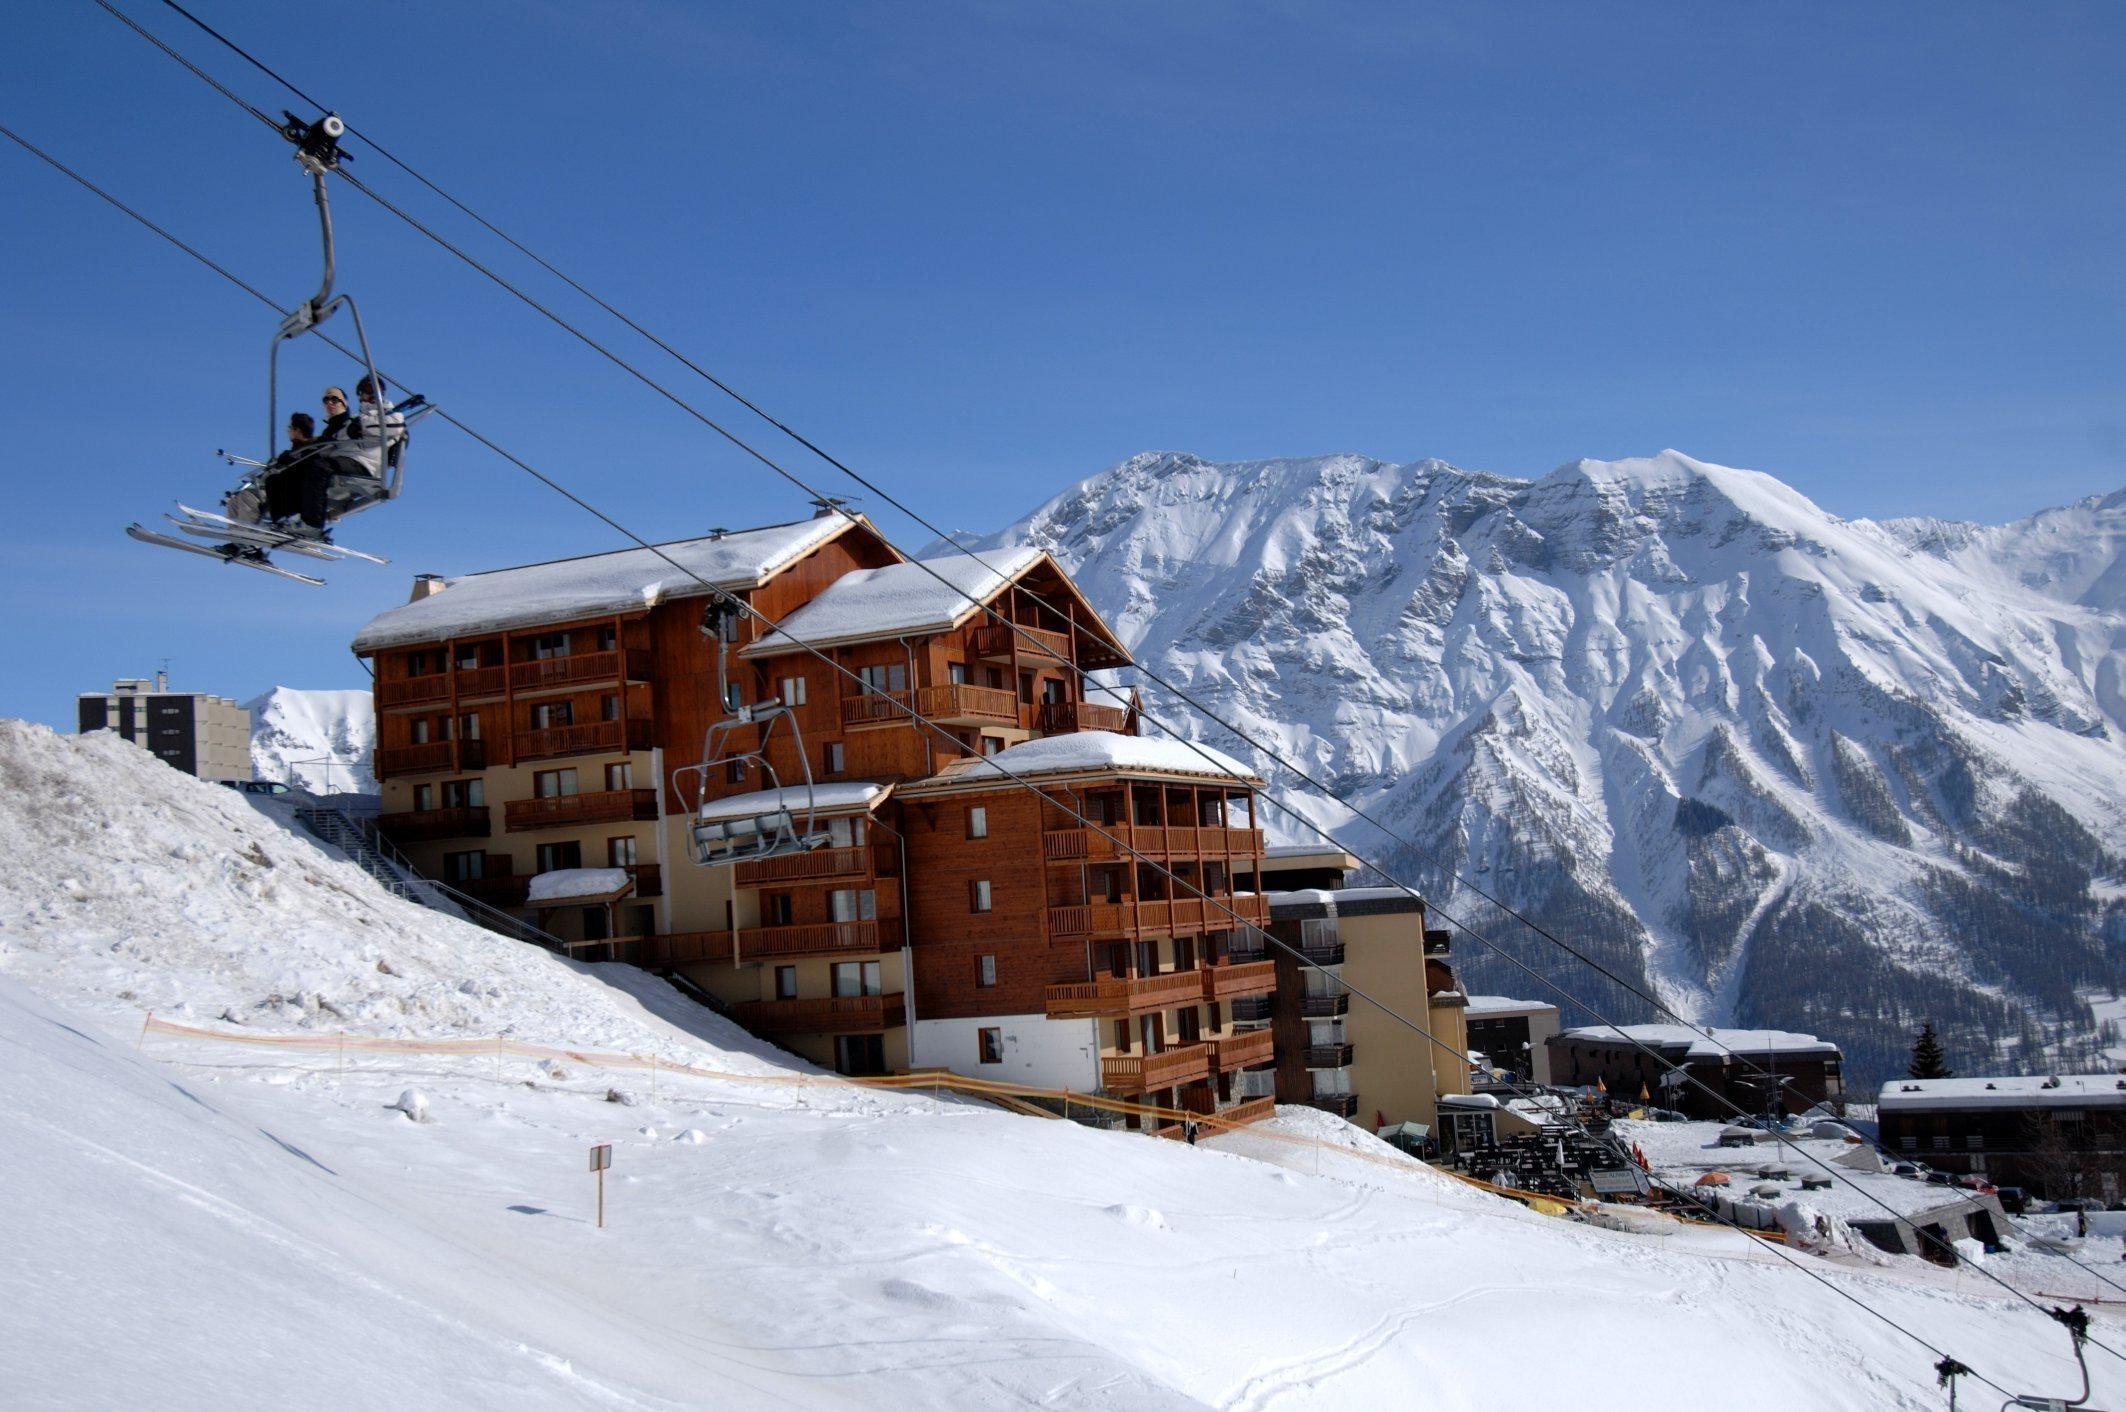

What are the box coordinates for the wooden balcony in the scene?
[456,664,508,699]
[508,649,650,694]
[1426,958,1458,994]
[375,738,485,779]
[1041,824,1266,863]
[1044,969,1207,1018]
[1299,942,1346,968]
[842,683,1017,729]
[1101,1042,1209,1093]
[503,788,658,833]
[377,805,490,842]
[1206,1027,1276,1071]
[1303,1043,1355,1069]
[734,846,873,887]
[1046,892,1271,939]
[973,622,1071,664]
[1308,1092,1359,1118]
[513,719,652,762]
[377,674,451,708]
[1036,700,1129,735]
[1217,1095,1276,1127]
[1300,993,1350,1019]
[735,993,903,1035]
[639,930,730,966]
[1201,959,1276,1001]
[1228,995,1275,1024]
[739,921,884,962]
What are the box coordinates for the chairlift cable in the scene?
[0,114,2041,1401]
[74,0,2126,1326]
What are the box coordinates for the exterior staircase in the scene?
[291,801,566,954]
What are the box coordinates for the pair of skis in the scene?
[126,504,388,585]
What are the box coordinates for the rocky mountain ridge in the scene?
[969,449,2126,1082]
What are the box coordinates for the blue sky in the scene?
[3,1,2121,728]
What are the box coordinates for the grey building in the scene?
[78,674,252,781]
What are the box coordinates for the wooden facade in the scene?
[357,517,1276,1123]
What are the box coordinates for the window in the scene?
[1965,1134,1984,1150]
[407,650,435,677]
[1932,1136,1950,1151]
[535,768,579,799]
[980,736,1005,756]
[763,893,794,926]
[832,961,882,997]
[531,700,573,729]
[531,633,569,660]
[600,693,620,722]
[536,840,582,872]
[823,741,845,774]
[1017,671,1035,704]
[857,662,907,695]
[970,879,993,913]
[413,783,434,811]
[976,954,997,988]
[580,907,610,942]
[605,761,633,790]
[458,712,482,741]
[947,662,968,686]
[775,965,797,1000]
[779,676,808,707]
[1042,677,1066,704]
[726,758,747,784]
[608,836,638,867]
[826,816,868,848]
[410,718,431,745]
[828,889,876,923]
[967,806,987,839]
[1900,1136,1917,1151]
[978,1027,1003,1064]
[442,778,483,809]
[596,625,617,652]
[983,666,1004,690]
[442,850,485,882]
[453,644,482,670]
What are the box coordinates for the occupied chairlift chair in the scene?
[673,601,834,868]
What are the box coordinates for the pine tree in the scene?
[1908,1021,1953,1080]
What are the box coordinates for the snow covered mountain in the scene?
[246,685,375,793]
[970,450,2126,1083]
[1,718,2113,1408]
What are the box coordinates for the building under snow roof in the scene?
[903,729,1261,793]
[352,516,868,652]
[1557,1023,1840,1060]
[1876,1074,2126,1113]
[741,548,1131,669]
[1548,1023,1845,1120]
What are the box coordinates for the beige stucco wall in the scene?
[1338,909,1457,1130]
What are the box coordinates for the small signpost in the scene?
[588,1142,613,1228]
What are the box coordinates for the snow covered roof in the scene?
[1876,1074,2126,1113]
[1465,995,1557,1017]
[907,730,1260,791]
[352,518,861,652]
[1556,1024,1840,1059]
[525,867,631,904]
[1266,886,1419,906]
[693,782,891,825]
[744,547,1078,656]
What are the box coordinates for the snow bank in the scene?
[942,729,1258,785]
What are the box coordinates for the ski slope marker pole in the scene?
[589,1142,612,1228]
[138,1011,153,1050]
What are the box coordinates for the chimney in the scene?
[154,668,168,692]
[408,573,446,602]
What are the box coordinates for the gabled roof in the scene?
[901,730,1261,795]
[741,547,1129,665]
[352,517,873,652]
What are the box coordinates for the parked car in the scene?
[1889,1161,1928,1179]
[1922,1170,1952,1186]
[216,779,291,796]
[2049,1197,2102,1214]
[1951,1174,1996,1195]
[1992,1186,2029,1214]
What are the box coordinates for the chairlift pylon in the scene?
[672,600,834,868]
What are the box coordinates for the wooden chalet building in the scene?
[353,515,1278,1128]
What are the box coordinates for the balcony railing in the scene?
[1046,892,1270,939]
[456,664,507,698]
[739,921,883,962]
[1101,1042,1209,1093]
[508,648,650,693]
[1307,1093,1359,1119]
[376,805,490,842]
[973,622,1070,663]
[1201,959,1276,1001]
[375,738,485,779]
[842,683,1018,729]
[735,993,903,1035]
[1300,993,1349,1019]
[1299,942,1346,968]
[1207,1027,1275,1071]
[733,846,873,887]
[513,719,652,762]
[1217,1095,1276,1127]
[1036,700,1130,735]
[1228,995,1275,1024]
[1042,824,1267,864]
[1043,969,1207,1018]
[377,674,451,708]
[1303,1043,1355,1069]
[640,930,730,966]
[503,788,658,832]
